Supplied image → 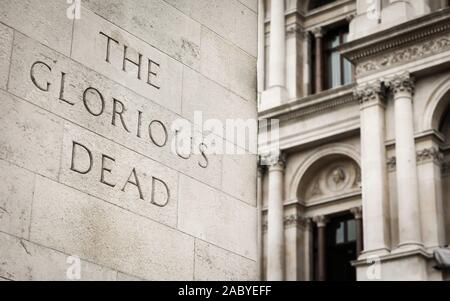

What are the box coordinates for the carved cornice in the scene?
[353,81,385,104]
[355,32,450,76]
[341,8,450,77]
[386,73,415,95]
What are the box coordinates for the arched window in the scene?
[309,0,337,11]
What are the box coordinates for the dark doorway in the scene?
[325,213,357,281]
[313,212,357,281]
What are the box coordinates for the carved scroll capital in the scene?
[353,81,385,104]
[386,72,415,96]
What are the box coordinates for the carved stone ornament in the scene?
[313,215,328,228]
[416,147,444,163]
[284,214,305,229]
[350,206,363,220]
[260,152,286,169]
[356,32,450,76]
[386,73,415,95]
[353,81,385,104]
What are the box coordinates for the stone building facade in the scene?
[258,0,450,281]
[0,0,259,280]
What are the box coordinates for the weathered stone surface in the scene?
[182,66,257,132]
[0,23,13,90]
[30,176,195,280]
[9,32,222,190]
[200,27,256,102]
[0,232,117,281]
[59,121,179,228]
[71,8,183,114]
[221,153,257,206]
[237,0,258,13]
[0,0,73,55]
[163,0,257,57]
[194,239,257,281]
[0,159,34,239]
[81,0,201,69]
[0,90,63,180]
[178,175,257,260]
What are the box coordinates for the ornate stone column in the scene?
[312,27,324,93]
[387,73,423,250]
[354,82,390,255]
[266,153,286,281]
[351,206,364,256]
[256,164,265,279]
[314,215,328,281]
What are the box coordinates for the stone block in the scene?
[178,175,257,260]
[0,232,117,281]
[0,89,63,180]
[0,0,73,55]
[0,159,35,238]
[200,27,256,102]
[0,23,13,90]
[194,239,257,281]
[30,176,195,280]
[81,0,201,69]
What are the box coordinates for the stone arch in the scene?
[288,143,361,203]
[423,75,450,132]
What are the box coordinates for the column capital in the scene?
[261,152,286,171]
[386,72,415,96]
[311,27,325,38]
[350,206,363,220]
[313,215,329,228]
[353,81,386,104]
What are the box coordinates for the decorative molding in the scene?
[278,92,357,122]
[313,215,328,228]
[387,147,443,170]
[355,32,450,76]
[387,156,396,171]
[284,214,305,229]
[353,81,385,104]
[260,152,287,170]
[341,9,450,63]
[416,147,444,164]
[311,27,324,38]
[385,72,415,95]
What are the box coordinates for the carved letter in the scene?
[30,61,51,92]
[151,177,170,207]
[112,98,130,132]
[136,110,143,138]
[70,141,93,175]
[147,59,160,89]
[99,31,119,63]
[83,87,105,116]
[121,168,144,200]
[148,120,168,147]
[123,45,142,80]
[100,154,116,188]
[59,72,74,105]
